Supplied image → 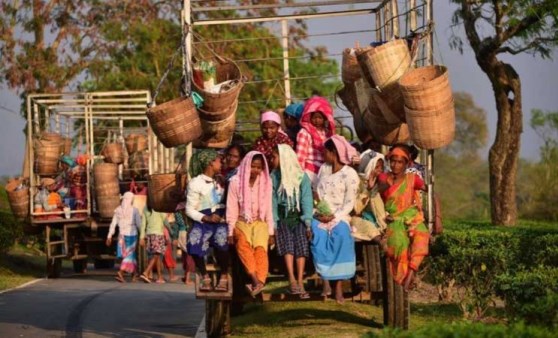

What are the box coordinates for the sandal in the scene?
[214,278,228,292]
[287,283,301,295]
[250,283,265,297]
[115,276,126,283]
[139,274,151,284]
[199,278,213,292]
[299,289,310,299]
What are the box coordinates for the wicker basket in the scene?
[363,107,410,146]
[335,84,358,116]
[127,151,150,179]
[125,134,148,154]
[94,180,120,197]
[93,163,118,182]
[372,83,406,123]
[198,101,237,122]
[192,60,244,113]
[405,99,455,150]
[34,139,61,176]
[399,65,453,111]
[6,180,29,220]
[96,195,121,219]
[197,103,237,144]
[147,96,202,148]
[342,48,363,84]
[147,173,188,213]
[63,137,72,155]
[102,143,124,164]
[357,39,411,89]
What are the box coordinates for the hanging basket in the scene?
[63,137,72,155]
[125,134,148,154]
[399,65,453,111]
[363,106,410,146]
[192,59,244,113]
[196,103,237,145]
[372,83,406,123]
[34,139,61,176]
[342,48,363,84]
[6,179,29,220]
[147,173,188,213]
[357,39,412,89]
[405,99,455,150]
[102,143,124,164]
[146,96,202,148]
[127,151,150,179]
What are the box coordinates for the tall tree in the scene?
[450,0,558,225]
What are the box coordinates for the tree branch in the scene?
[496,36,556,55]
[500,3,545,42]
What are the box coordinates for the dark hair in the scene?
[226,144,246,158]
[408,145,419,161]
[324,139,341,163]
[251,153,266,170]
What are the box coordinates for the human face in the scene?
[47,183,57,192]
[284,115,298,129]
[389,155,408,175]
[210,156,223,173]
[323,148,336,165]
[225,148,241,169]
[261,121,279,140]
[250,158,264,180]
[310,111,326,129]
[375,159,385,173]
[270,150,280,170]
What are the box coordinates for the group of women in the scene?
[108,95,431,303]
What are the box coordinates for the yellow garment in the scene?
[235,220,269,251]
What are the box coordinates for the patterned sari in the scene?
[382,173,429,285]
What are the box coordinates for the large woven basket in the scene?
[102,143,124,164]
[147,96,202,148]
[342,48,362,84]
[198,101,237,122]
[357,39,411,89]
[63,137,72,155]
[196,102,237,144]
[34,139,61,176]
[127,151,149,179]
[125,134,148,154]
[96,195,120,219]
[147,173,187,213]
[405,99,455,150]
[363,106,410,146]
[192,60,244,113]
[335,84,369,141]
[372,83,406,123]
[93,163,118,182]
[6,180,29,220]
[399,65,453,111]
[94,180,120,197]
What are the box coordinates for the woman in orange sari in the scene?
[376,145,429,291]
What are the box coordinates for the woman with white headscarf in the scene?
[107,192,142,282]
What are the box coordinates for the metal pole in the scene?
[390,0,399,38]
[85,94,92,216]
[281,19,292,106]
[184,0,193,177]
[119,118,124,179]
[27,96,35,213]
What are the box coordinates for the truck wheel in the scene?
[205,300,230,337]
[382,261,410,329]
[47,257,62,279]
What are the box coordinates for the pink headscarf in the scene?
[299,96,336,151]
[237,151,272,223]
[261,111,282,125]
[329,135,358,165]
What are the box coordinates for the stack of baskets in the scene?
[125,134,149,180]
[93,163,120,218]
[193,58,243,148]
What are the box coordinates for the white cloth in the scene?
[316,164,360,225]
[107,192,141,238]
[185,174,225,223]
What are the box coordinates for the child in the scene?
[106,192,142,282]
[185,149,230,292]
[283,102,304,146]
[226,151,274,297]
[252,111,293,166]
[295,96,337,186]
[351,150,387,244]
[139,204,168,284]
[162,213,178,282]
[270,144,313,299]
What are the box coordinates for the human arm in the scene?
[185,178,207,223]
[333,167,359,223]
[295,129,311,169]
[226,178,240,237]
[271,172,280,229]
[139,208,147,240]
[106,211,118,246]
[299,174,314,229]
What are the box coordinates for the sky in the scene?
[1,1,557,176]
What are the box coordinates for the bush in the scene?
[495,267,558,327]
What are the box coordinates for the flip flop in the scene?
[115,276,126,283]
[199,278,213,291]
[250,283,265,297]
[139,274,151,284]
[155,279,166,284]
[299,290,310,299]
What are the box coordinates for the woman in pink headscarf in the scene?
[226,151,274,297]
[295,96,337,186]
[252,110,294,167]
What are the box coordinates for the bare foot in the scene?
[403,270,415,292]
[335,293,345,304]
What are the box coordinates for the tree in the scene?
[450,0,558,225]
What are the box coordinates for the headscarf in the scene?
[40,178,56,187]
[189,149,219,178]
[358,149,385,180]
[284,102,304,120]
[237,151,272,223]
[261,111,282,126]
[387,146,410,162]
[60,155,76,168]
[299,96,336,152]
[76,154,88,166]
[329,135,358,165]
[115,191,135,224]
[277,144,304,212]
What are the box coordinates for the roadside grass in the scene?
[0,244,45,291]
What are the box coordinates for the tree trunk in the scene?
[484,59,522,226]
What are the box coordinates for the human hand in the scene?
[306,229,313,241]
[139,238,146,247]
[172,239,178,246]
[105,238,112,247]
[385,215,394,223]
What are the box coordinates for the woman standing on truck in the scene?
[252,110,294,166]
[106,192,142,283]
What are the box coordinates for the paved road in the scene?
[0,272,204,337]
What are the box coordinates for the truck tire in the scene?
[47,257,62,279]
[382,259,410,329]
[205,300,230,337]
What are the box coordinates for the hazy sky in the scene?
[1,1,557,176]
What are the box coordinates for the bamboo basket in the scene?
[94,180,120,197]
[342,48,362,84]
[34,139,61,176]
[125,134,148,154]
[357,39,412,89]
[147,96,202,148]
[198,100,237,122]
[405,99,455,150]
[96,195,121,219]
[196,103,237,144]
[335,84,359,116]
[372,83,406,123]
[93,163,118,182]
[102,143,124,164]
[127,151,150,179]
[147,173,188,213]
[63,137,72,155]
[6,180,29,220]
[399,65,453,111]
[192,60,244,113]
[363,106,410,145]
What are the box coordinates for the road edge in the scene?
[0,278,44,295]
[195,315,206,338]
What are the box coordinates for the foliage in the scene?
[0,185,20,253]
[496,267,558,327]
[449,0,558,226]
